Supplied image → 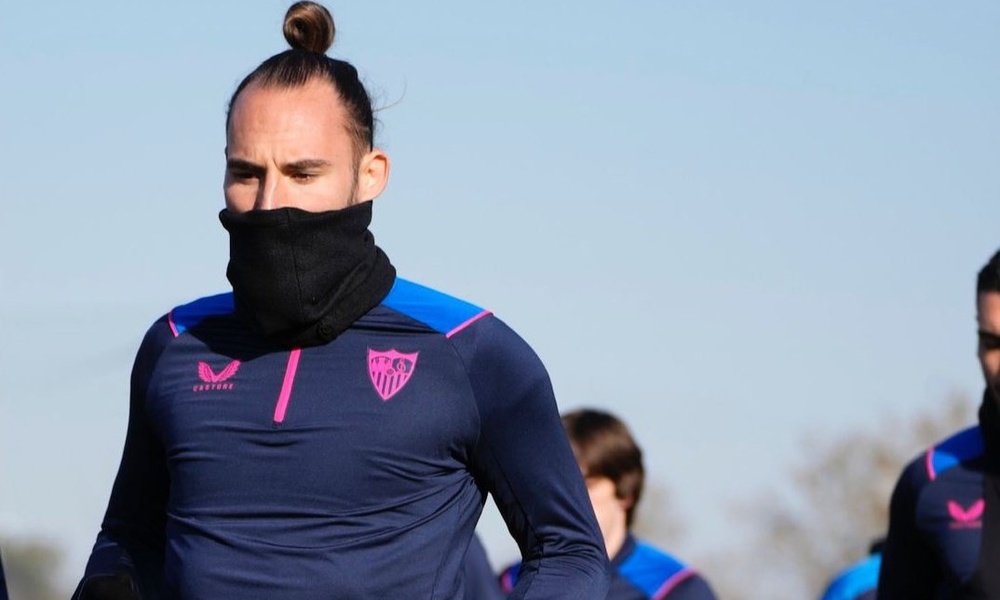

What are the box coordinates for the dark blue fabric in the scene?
[463,535,504,600]
[0,549,8,600]
[501,536,715,600]
[878,425,986,599]
[819,553,880,600]
[76,278,609,599]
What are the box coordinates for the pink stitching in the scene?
[168,311,180,337]
[653,567,695,599]
[445,310,492,338]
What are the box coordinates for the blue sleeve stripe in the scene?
[820,554,881,600]
[382,278,488,335]
[927,425,983,480]
[168,292,234,336]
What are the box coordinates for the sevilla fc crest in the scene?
[367,349,419,401]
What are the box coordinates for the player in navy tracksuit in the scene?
[878,249,1000,598]
[501,409,716,600]
[818,539,882,600]
[75,3,608,598]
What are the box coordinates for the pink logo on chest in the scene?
[948,499,984,529]
[367,349,419,401]
[193,360,241,392]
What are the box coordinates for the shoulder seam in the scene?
[652,568,696,600]
[168,292,234,337]
[382,278,488,336]
[925,425,982,481]
[445,310,492,338]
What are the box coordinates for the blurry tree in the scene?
[698,392,974,600]
[2,536,67,600]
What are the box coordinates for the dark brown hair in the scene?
[562,409,645,527]
[978,248,1000,296]
[226,2,374,162]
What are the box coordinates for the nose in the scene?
[254,169,285,210]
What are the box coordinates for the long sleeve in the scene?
[877,461,937,600]
[450,315,611,600]
[74,318,173,600]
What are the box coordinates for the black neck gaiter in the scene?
[218,201,395,348]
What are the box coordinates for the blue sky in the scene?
[1,0,998,587]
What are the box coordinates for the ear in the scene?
[356,148,390,202]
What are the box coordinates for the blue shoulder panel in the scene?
[169,292,234,336]
[382,278,487,335]
[820,554,880,600]
[930,426,983,480]
[618,540,686,598]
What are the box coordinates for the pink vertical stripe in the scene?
[926,448,936,481]
[167,311,180,337]
[653,567,696,599]
[273,349,302,424]
[445,310,492,338]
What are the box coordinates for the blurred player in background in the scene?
[818,538,882,600]
[879,249,1000,597]
[501,409,717,600]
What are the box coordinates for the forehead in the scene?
[227,80,350,151]
[584,476,616,494]
[977,292,1000,330]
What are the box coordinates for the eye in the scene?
[291,172,316,182]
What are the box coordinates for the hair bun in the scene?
[283,1,335,54]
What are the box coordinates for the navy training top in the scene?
[76,277,609,599]
[501,535,716,600]
[878,425,986,598]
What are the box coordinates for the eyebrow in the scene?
[284,159,332,171]
[226,158,332,172]
[226,158,264,173]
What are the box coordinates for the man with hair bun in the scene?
[878,248,1000,598]
[74,2,609,599]
[501,409,717,600]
